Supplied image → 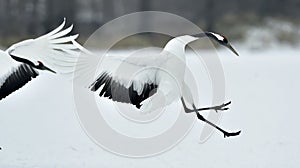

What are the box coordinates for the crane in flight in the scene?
[0,19,80,101]
[73,32,241,138]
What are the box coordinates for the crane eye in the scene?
[219,34,228,44]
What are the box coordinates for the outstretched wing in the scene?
[0,63,38,100]
[0,19,81,101]
[90,71,158,108]
[88,54,164,108]
[72,43,167,108]
[6,18,79,75]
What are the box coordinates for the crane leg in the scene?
[181,97,231,113]
[192,104,241,138]
[181,98,241,138]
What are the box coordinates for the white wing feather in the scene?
[72,41,166,94]
[98,55,159,95]
[5,19,80,75]
[0,52,19,87]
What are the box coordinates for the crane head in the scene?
[36,61,56,73]
[207,32,239,56]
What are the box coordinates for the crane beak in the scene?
[42,65,56,74]
[226,44,239,56]
[36,61,56,74]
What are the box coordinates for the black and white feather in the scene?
[90,71,158,108]
[73,32,239,113]
[70,43,166,111]
[78,49,165,109]
[0,19,80,101]
[0,64,38,100]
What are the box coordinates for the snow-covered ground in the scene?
[0,46,300,167]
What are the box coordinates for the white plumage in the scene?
[0,18,80,100]
[74,31,241,137]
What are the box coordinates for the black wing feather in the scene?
[0,64,39,100]
[90,72,158,109]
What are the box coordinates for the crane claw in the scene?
[212,101,231,112]
[223,130,241,138]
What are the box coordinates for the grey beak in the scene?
[35,62,56,73]
[227,44,239,56]
[44,65,56,74]
[35,61,56,74]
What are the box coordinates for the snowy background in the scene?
[1,0,300,166]
[0,44,300,167]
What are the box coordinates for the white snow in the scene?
[0,46,300,167]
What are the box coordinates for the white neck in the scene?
[162,35,198,56]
